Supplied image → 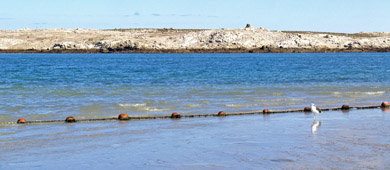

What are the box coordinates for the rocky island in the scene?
[1,25,390,53]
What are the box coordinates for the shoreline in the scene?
[2,47,390,53]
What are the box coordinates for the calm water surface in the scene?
[1,109,390,169]
[0,53,389,121]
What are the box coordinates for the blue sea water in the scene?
[0,53,389,121]
[1,53,390,169]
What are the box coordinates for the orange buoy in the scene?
[118,113,129,120]
[17,118,27,124]
[171,112,181,118]
[304,107,311,112]
[217,111,226,116]
[381,101,390,108]
[65,116,76,123]
[263,109,270,113]
[341,104,350,110]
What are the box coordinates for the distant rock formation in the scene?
[1,26,390,53]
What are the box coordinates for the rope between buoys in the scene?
[0,105,385,125]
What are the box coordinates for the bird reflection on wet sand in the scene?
[311,120,322,133]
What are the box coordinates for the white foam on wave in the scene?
[142,107,168,112]
[365,91,386,95]
[222,103,259,108]
[222,101,301,108]
[116,103,167,112]
[117,103,147,107]
[332,91,385,97]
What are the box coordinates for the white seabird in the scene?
[311,103,321,120]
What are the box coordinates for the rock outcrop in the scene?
[1,27,390,53]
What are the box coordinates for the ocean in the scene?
[0,53,389,121]
[1,53,390,169]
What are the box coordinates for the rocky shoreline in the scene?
[1,47,390,53]
[1,25,390,53]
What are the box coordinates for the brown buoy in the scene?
[118,113,129,120]
[341,104,350,110]
[381,101,390,108]
[263,109,270,113]
[171,112,181,118]
[304,107,311,112]
[17,118,27,124]
[217,111,226,116]
[65,116,76,123]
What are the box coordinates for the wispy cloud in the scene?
[123,12,141,17]
[33,22,47,25]
[152,13,160,16]
[0,17,14,20]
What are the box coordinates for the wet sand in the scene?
[1,109,389,169]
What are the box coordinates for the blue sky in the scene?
[1,0,389,33]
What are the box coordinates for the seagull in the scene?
[311,103,321,120]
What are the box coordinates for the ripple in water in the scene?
[0,53,389,121]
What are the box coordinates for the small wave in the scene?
[253,98,304,102]
[117,103,147,107]
[272,92,284,96]
[314,99,356,104]
[221,103,259,108]
[185,104,202,108]
[262,102,299,107]
[332,91,385,97]
[116,103,167,112]
[364,91,386,95]
[216,92,250,95]
[222,101,301,108]
[201,101,211,104]
[143,107,168,112]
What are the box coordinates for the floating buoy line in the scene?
[2,102,389,125]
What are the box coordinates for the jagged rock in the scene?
[53,42,74,49]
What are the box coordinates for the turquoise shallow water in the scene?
[0,53,389,122]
